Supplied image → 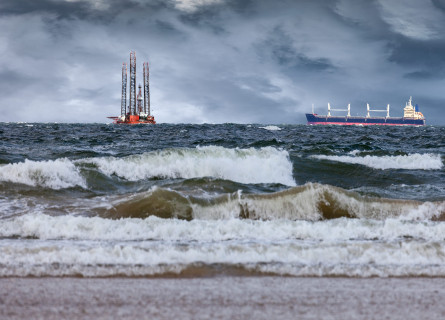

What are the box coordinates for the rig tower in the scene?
[129,51,137,116]
[143,62,150,116]
[108,51,156,124]
[121,63,127,117]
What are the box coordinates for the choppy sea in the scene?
[0,123,444,277]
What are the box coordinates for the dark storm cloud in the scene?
[154,19,184,36]
[257,26,336,73]
[432,0,445,12]
[0,0,110,19]
[387,38,445,69]
[0,0,444,124]
[403,71,444,80]
[179,7,228,35]
[0,0,169,20]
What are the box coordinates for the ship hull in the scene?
[306,114,425,126]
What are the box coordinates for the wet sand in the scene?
[2,277,445,320]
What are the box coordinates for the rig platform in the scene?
[108,51,156,124]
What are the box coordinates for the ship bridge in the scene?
[403,97,424,120]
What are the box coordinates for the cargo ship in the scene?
[306,97,425,126]
[108,51,156,124]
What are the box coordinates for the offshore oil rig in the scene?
[108,51,156,124]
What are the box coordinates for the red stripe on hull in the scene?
[307,122,424,126]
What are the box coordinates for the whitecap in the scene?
[81,146,296,186]
[313,153,443,170]
[259,125,281,131]
[0,158,86,189]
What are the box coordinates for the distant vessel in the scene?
[306,97,425,126]
[108,51,156,124]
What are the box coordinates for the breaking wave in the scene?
[82,146,295,186]
[3,238,445,277]
[89,183,445,221]
[0,146,295,190]
[1,209,445,242]
[2,213,445,277]
[313,153,443,170]
[0,158,86,189]
[1,181,445,278]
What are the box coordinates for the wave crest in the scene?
[313,153,443,170]
[97,183,445,221]
[83,146,295,186]
[0,158,86,189]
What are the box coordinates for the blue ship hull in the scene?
[306,114,425,126]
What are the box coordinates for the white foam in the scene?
[82,146,295,186]
[0,158,86,189]
[3,214,445,276]
[314,153,443,170]
[348,150,361,156]
[259,125,281,131]
[2,212,445,242]
[2,227,445,277]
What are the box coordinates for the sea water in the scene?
[0,123,444,277]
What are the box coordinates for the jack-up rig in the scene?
[108,51,156,124]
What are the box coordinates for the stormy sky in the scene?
[0,0,444,124]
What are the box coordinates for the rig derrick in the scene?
[108,51,156,124]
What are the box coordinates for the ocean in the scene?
[1,123,444,279]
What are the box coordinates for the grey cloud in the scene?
[236,77,282,94]
[432,0,445,11]
[179,7,228,35]
[387,38,445,70]
[0,69,36,92]
[154,19,184,36]
[403,71,438,80]
[0,0,109,20]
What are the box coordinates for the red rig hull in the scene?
[107,115,156,124]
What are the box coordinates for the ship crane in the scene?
[328,103,351,117]
[108,51,156,124]
[366,104,390,118]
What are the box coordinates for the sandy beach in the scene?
[2,277,445,320]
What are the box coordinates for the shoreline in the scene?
[2,276,445,319]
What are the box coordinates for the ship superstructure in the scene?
[306,97,425,126]
[403,97,424,120]
[108,51,156,124]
